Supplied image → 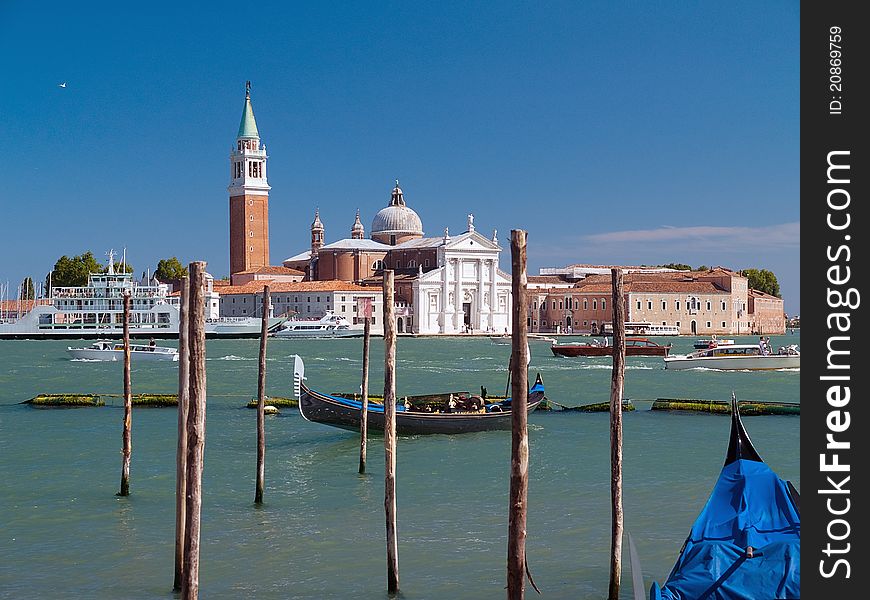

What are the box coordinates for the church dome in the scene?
[371,181,423,244]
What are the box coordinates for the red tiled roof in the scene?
[234,266,305,276]
[218,279,377,295]
[528,275,571,284]
[0,299,50,312]
[749,289,781,300]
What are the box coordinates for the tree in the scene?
[155,257,188,281]
[739,268,781,297]
[695,265,709,272]
[20,277,35,300]
[658,263,692,271]
[48,252,105,288]
[45,252,133,290]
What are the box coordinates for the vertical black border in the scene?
[802,2,868,597]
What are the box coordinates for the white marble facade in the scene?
[411,228,512,334]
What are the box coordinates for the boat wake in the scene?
[211,355,255,361]
[543,363,657,371]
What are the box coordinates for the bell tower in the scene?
[229,81,271,279]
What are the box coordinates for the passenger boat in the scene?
[271,311,363,338]
[693,337,736,349]
[551,337,671,357]
[67,340,179,361]
[650,396,800,599]
[0,252,284,339]
[291,356,546,435]
[600,322,679,336]
[664,343,800,370]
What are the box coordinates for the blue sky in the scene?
[0,1,800,313]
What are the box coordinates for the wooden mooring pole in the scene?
[507,230,530,600]
[174,277,190,591]
[182,262,207,600]
[382,270,399,594]
[359,316,371,474]
[255,285,270,504]
[118,292,132,497]
[608,268,626,600]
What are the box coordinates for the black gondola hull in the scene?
[298,383,545,435]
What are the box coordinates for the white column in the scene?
[490,259,498,331]
[477,259,487,332]
[441,260,450,333]
[454,258,463,331]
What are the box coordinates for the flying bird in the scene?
[58,82,67,88]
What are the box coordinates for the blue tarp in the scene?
[652,459,800,600]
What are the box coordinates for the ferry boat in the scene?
[600,322,680,336]
[272,311,363,339]
[0,253,284,340]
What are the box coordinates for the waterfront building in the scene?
[229,82,271,283]
[528,267,785,335]
[217,280,384,331]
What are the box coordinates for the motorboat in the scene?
[551,337,671,358]
[67,340,179,361]
[272,311,363,339]
[693,337,736,349]
[664,343,800,370]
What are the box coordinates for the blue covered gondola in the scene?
[651,396,800,600]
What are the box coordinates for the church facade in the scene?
[282,183,512,334]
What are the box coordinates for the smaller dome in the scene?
[351,209,365,239]
[311,209,324,231]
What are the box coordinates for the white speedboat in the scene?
[67,340,179,361]
[693,338,736,349]
[664,343,800,371]
[272,311,363,339]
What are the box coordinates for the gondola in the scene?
[650,395,800,599]
[291,355,546,435]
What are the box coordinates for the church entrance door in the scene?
[462,303,472,330]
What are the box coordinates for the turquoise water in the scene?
[0,335,799,599]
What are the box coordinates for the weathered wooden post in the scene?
[255,285,270,504]
[359,313,371,474]
[382,271,399,594]
[182,261,207,600]
[608,268,626,600]
[174,277,190,592]
[118,292,132,497]
[507,229,530,600]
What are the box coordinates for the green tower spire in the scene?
[237,81,260,139]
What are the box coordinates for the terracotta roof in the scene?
[234,266,305,276]
[748,289,781,300]
[213,279,232,287]
[0,299,49,312]
[528,275,571,284]
[218,279,378,296]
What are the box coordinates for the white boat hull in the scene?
[664,354,800,370]
[67,348,179,362]
[272,328,363,339]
